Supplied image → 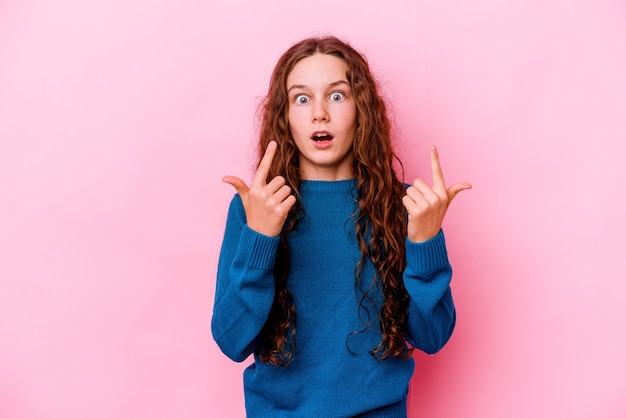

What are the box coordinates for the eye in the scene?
[295,94,310,104]
[329,91,345,102]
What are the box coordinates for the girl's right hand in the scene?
[222,141,296,237]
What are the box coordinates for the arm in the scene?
[212,141,295,362]
[400,146,470,352]
[211,195,280,362]
[402,229,456,354]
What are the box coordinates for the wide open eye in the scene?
[295,94,310,104]
[329,92,345,102]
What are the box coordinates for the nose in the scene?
[312,100,329,122]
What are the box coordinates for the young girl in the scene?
[212,36,471,417]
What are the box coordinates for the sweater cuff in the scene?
[236,225,281,271]
[405,229,450,274]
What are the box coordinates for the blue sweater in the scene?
[212,179,455,418]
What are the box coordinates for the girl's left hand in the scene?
[402,146,472,243]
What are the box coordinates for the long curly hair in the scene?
[254,36,412,366]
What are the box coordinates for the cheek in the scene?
[288,110,306,133]
[341,107,358,131]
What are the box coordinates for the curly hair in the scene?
[254,36,412,366]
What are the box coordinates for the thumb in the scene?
[222,175,249,196]
[447,181,472,202]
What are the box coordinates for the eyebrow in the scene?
[287,80,351,94]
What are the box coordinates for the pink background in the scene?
[1,0,625,417]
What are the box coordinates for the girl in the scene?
[212,36,471,417]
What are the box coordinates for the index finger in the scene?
[430,145,446,191]
[253,141,277,186]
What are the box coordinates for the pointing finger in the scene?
[253,141,278,187]
[430,146,446,191]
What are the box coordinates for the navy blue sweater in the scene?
[212,179,455,417]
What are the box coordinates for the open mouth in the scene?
[311,132,334,142]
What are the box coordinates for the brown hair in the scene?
[255,36,412,366]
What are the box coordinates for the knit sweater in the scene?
[211,179,456,418]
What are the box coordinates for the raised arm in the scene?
[211,141,296,361]
[401,146,470,353]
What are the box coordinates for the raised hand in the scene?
[223,141,296,237]
[402,146,472,243]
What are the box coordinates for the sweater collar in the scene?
[299,178,357,192]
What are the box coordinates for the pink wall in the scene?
[1,1,625,417]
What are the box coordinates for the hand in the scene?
[402,146,472,243]
[223,141,296,237]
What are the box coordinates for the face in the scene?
[286,53,357,180]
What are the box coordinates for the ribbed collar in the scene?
[298,178,357,193]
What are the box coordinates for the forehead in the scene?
[286,53,349,88]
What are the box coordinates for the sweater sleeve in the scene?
[402,229,456,354]
[211,195,280,362]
